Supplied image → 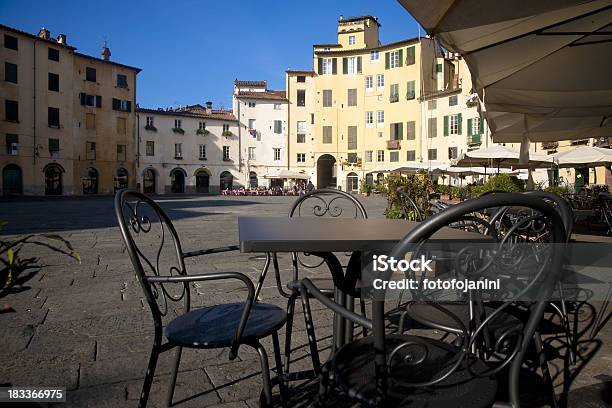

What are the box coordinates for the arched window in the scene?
[143,169,156,194]
[220,171,233,191]
[195,169,210,193]
[2,164,23,195]
[83,167,99,194]
[249,171,258,188]
[346,172,359,193]
[44,164,64,195]
[170,168,186,193]
[114,168,129,192]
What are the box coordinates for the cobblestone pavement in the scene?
[0,195,610,407]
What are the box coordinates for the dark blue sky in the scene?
[1,0,420,109]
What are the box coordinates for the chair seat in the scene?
[166,302,286,348]
[332,334,497,408]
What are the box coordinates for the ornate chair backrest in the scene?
[114,190,190,326]
[370,193,565,406]
[396,190,424,221]
[289,188,367,219]
[525,190,574,242]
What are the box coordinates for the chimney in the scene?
[101,44,111,61]
[56,34,67,44]
[38,27,50,40]
[339,15,344,21]
[205,101,213,114]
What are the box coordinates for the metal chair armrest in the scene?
[182,245,239,258]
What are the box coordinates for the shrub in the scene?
[196,128,210,136]
[384,171,433,219]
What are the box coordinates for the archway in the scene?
[346,172,359,194]
[249,171,258,188]
[2,164,22,195]
[83,167,99,194]
[220,171,233,191]
[195,169,210,193]
[317,154,336,189]
[114,168,128,192]
[143,168,156,194]
[44,164,63,195]
[170,168,186,193]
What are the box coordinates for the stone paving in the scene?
[0,195,610,407]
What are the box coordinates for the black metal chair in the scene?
[396,190,424,221]
[299,193,566,407]
[114,190,286,407]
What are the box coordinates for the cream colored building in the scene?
[136,104,241,194]
[0,24,140,196]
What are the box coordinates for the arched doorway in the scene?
[220,171,233,191]
[346,172,359,194]
[2,164,22,195]
[317,154,336,189]
[170,168,185,193]
[114,168,128,192]
[83,167,99,194]
[195,169,210,193]
[365,173,374,186]
[44,164,63,195]
[249,171,258,188]
[143,168,156,194]
[377,173,385,185]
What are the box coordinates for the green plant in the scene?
[384,171,433,219]
[172,128,185,135]
[360,180,374,194]
[144,124,157,131]
[222,130,233,137]
[544,183,571,196]
[196,128,210,136]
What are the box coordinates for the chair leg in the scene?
[139,346,160,408]
[299,285,322,374]
[556,284,575,365]
[359,298,368,337]
[316,362,331,407]
[272,331,288,406]
[284,291,298,377]
[166,346,182,407]
[534,331,559,408]
[254,342,274,407]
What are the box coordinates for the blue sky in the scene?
[1,0,420,109]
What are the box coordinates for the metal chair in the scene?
[114,190,286,407]
[396,190,424,221]
[299,193,566,408]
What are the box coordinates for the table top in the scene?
[239,216,489,253]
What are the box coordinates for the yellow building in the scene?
[0,24,140,195]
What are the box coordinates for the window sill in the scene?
[223,158,233,162]
[48,125,61,129]
[199,158,207,161]
[174,156,183,160]
[5,119,20,123]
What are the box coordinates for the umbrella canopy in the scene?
[397,0,612,143]
[453,145,554,168]
[553,145,612,167]
[392,161,450,173]
[263,170,309,179]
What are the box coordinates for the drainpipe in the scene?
[237,99,242,174]
[286,78,290,170]
[136,114,140,170]
[33,38,37,166]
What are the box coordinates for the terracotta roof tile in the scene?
[136,107,237,121]
[236,90,288,101]
[234,80,267,87]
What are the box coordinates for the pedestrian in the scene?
[307,180,314,192]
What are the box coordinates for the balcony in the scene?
[466,134,482,146]
[386,140,401,150]
[541,141,559,150]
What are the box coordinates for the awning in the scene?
[263,170,309,180]
[453,145,554,168]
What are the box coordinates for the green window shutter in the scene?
[79,92,86,105]
[479,118,484,134]
[406,81,415,100]
[342,57,348,74]
[96,95,102,108]
[332,58,337,75]
[398,49,403,67]
[457,113,462,135]
[48,138,59,151]
[357,56,362,73]
[406,46,415,65]
[444,115,449,136]
[317,58,323,74]
[436,63,442,73]
[385,52,390,69]
[398,123,403,140]
[467,118,473,136]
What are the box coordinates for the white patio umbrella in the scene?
[397,0,612,144]
[553,145,612,167]
[263,170,309,180]
[453,145,553,170]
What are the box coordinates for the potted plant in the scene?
[360,180,373,196]
[222,130,233,137]
[144,124,157,131]
[196,128,209,136]
[172,127,185,135]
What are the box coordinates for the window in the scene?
[297,90,306,106]
[347,89,357,106]
[297,76,306,83]
[428,117,437,138]
[390,122,403,140]
[116,74,128,88]
[428,149,437,160]
[248,147,256,160]
[297,153,306,163]
[377,150,385,162]
[199,144,206,159]
[323,126,332,144]
[274,103,281,110]
[377,110,384,127]
[174,119,182,129]
[85,67,96,82]
[376,74,385,88]
[146,116,154,127]
[471,117,481,135]
[222,123,230,132]
[365,75,373,90]
[112,98,132,112]
[5,62,17,83]
[406,121,416,140]
[365,150,373,162]
[175,143,183,159]
[48,73,59,91]
[347,153,358,164]
[428,100,437,110]
[273,148,281,161]
[449,95,458,106]
[117,117,126,134]
[48,107,59,127]
[4,34,18,50]
[445,114,462,135]
[370,50,379,61]
[48,138,60,157]
[5,100,18,122]
[406,150,416,161]
[436,63,443,73]
[388,50,401,69]
[86,141,96,160]
[321,57,333,75]
[347,126,357,150]
[365,111,374,127]
[248,119,256,130]
[348,35,355,45]
[80,93,102,108]
[406,80,415,100]
[146,141,154,156]
[85,113,95,130]
[322,89,332,107]
[117,144,126,162]
[390,84,399,103]
[274,120,282,134]
[248,102,256,107]
[390,151,399,162]
[48,48,59,61]
[406,46,416,65]
[311,113,315,124]
[198,121,206,130]
[6,134,18,155]
[343,56,360,74]
[448,147,458,160]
